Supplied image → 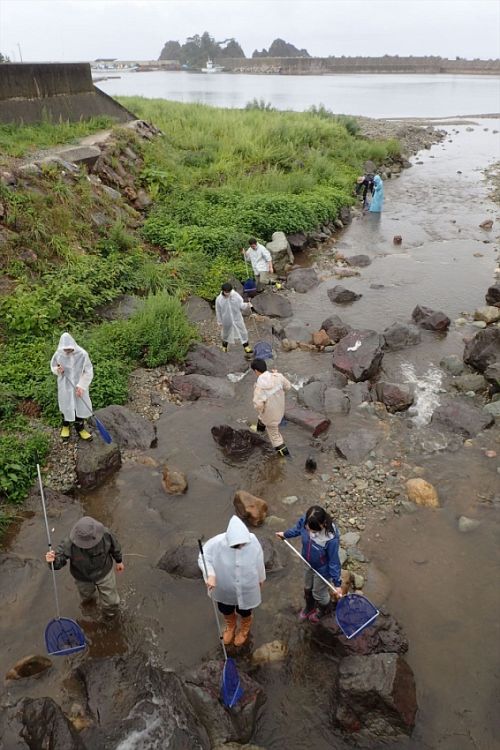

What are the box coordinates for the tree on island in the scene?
[252,38,310,58]
[158,32,245,66]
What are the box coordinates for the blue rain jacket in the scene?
[283,514,342,586]
[369,175,384,213]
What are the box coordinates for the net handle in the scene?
[198,539,228,661]
[37,464,61,619]
[280,537,341,595]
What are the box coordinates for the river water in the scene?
[95,71,500,117]
[1,115,500,747]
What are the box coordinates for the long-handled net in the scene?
[281,538,379,639]
[38,465,86,656]
[61,373,112,444]
[198,539,244,709]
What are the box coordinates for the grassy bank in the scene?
[0,116,114,161]
[0,100,400,531]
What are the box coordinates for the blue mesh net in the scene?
[253,341,273,360]
[45,617,86,656]
[243,279,257,292]
[220,657,244,708]
[335,594,379,640]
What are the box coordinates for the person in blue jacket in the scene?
[276,505,342,623]
[368,174,384,213]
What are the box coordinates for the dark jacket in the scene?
[283,515,342,586]
[51,529,122,583]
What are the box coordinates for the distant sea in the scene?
[95,71,500,118]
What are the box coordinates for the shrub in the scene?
[0,431,50,503]
[127,293,198,366]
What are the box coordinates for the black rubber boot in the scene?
[309,601,333,624]
[298,589,315,621]
[275,443,290,457]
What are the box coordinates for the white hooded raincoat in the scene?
[215,290,251,344]
[50,333,94,421]
[198,516,266,610]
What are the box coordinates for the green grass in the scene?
[0,115,114,158]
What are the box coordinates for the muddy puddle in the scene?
[1,120,499,750]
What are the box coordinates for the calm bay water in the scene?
[95,70,500,117]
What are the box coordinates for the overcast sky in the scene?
[1,0,499,62]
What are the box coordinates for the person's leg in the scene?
[96,567,120,615]
[299,568,316,621]
[75,579,97,605]
[75,416,92,441]
[222,340,228,353]
[266,421,290,456]
[60,417,71,441]
[309,573,333,623]
[234,606,253,646]
[217,602,237,645]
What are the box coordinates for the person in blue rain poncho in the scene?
[368,174,384,213]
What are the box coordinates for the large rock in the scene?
[266,231,294,273]
[251,290,293,318]
[6,654,52,681]
[183,661,264,747]
[474,305,500,324]
[383,322,422,351]
[185,344,247,377]
[411,304,450,331]
[284,405,331,437]
[345,254,371,267]
[375,382,414,413]
[334,654,417,738]
[321,315,351,343]
[286,268,319,293]
[259,536,283,573]
[312,329,331,348]
[211,425,270,459]
[332,330,385,382]
[323,387,350,415]
[336,428,381,463]
[432,399,494,437]
[77,655,209,749]
[76,440,121,490]
[281,318,313,343]
[157,537,201,579]
[184,295,214,323]
[94,404,156,449]
[311,611,408,658]
[95,294,141,321]
[345,381,371,408]
[485,282,500,307]
[286,232,308,252]
[463,327,500,372]
[484,362,500,391]
[21,698,86,750]
[451,373,487,393]
[234,490,268,526]
[328,285,362,304]
[406,478,439,508]
[170,374,235,399]
[298,381,326,412]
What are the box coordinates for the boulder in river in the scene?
[321,315,351,343]
[411,304,450,331]
[171,374,235,400]
[323,386,350,415]
[162,465,188,494]
[281,318,312,343]
[77,655,209,749]
[76,439,121,490]
[405,478,439,508]
[328,285,362,304]
[383,322,422,351]
[474,306,500,324]
[311,611,408,658]
[345,254,371,267]
[185,344,247,377]
[286,231,309,252]
[211,425,270,459]
[251,289,293,318]
[297,381,327,412]
[183,295,213,323]
[334,653,417,738]
[335,427,381,463]
[463,327,500,372]
[485,282,500,307]
[484,362,500,391]
[286,267,319,293]
[234,490,268,526]
[284,405,331,437]
[266,231,294,272]
[332,330,385,382]
[183,661,264,747]
[21,697,86,750]
[375,382,414,413]
[312,329,331,348]
[432,399,494,437]
[157,537,201,579]
[6,654,52,681]
[94,404,156,449]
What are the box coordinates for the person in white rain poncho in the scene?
[50,332,94,441]
[215,282,253,355]
[198,515,266,647]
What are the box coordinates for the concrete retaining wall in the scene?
[0,63,135,124]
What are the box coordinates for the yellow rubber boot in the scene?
[78,428,93,441]
[234,614,252,647]
[60,425,70,441]
[222,613,237,645]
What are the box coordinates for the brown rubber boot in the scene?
[222,613,237,645]
[234,615,253,647]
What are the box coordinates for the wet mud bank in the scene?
[1,119,500,750]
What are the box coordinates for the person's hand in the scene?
[116,562,125,573]
[259,581,264,588]
[275,532,284,539]
[241,248,246,255]
[46,550,55,563]
[332,586,343,598]
[206,575,216,591]
[75,386,84,398]
[56,364,64,375]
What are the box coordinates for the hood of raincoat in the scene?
[225,515,251,547]
[56,332,82,355]
[373,175,382,187]
[255,371,276,390]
